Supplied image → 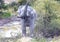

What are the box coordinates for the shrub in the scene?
[0,12,11,19]
[42,19,60,38]
[14,6,18,11]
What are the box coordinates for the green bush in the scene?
[2,4,8,10]
[31,38,47,42]
[41,19,60,38]
[1,12,11,18]
[49,19,60,29]
[14,6,18,11]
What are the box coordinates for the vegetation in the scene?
[31,0,60,38]
[0,0,60,42]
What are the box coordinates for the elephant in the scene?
[17,3,37,37]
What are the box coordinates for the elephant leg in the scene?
[29,19,35,37]
[21,19,26,37]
